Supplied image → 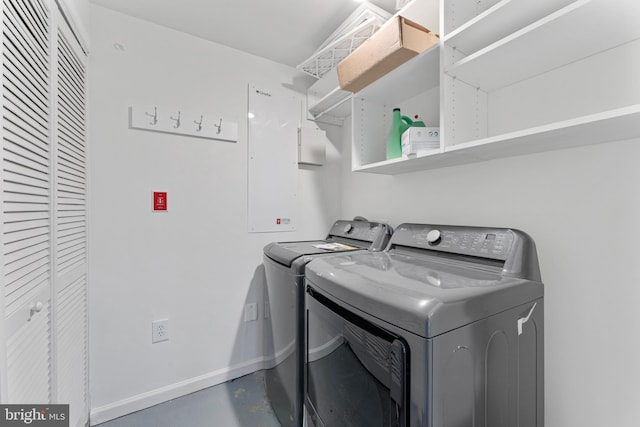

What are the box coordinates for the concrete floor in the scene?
[95,371,282,427]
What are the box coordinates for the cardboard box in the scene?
[337,16,439,93]
[401,127,440,157]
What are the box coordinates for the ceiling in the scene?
[89,0,398,68]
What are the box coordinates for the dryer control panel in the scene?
[390,223,540,281]
[413,228,514,259]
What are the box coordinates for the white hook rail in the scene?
[129,106,238,142]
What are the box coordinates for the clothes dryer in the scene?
[263,218,392,427]
[304,223,544,427]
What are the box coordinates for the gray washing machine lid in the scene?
[305,224,543,338]
[263,219,392,267]
[264,240,362,268]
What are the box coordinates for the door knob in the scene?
[29,301,44,319]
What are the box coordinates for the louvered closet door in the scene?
[53,10,88,426]
[2,0,52,402]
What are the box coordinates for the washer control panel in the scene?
[328,220,391,245]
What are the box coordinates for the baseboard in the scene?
[308,334,343,362]
[89,357,271,425]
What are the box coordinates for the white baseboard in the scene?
[308,335,343,362]
[89,357,272,425]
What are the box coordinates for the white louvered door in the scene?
[53,9,88,426]
[1,0,88,421]
[2,0,52,402]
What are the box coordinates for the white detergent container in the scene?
[401,126,439,157]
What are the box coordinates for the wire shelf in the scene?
[297,3,392,79]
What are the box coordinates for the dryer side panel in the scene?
[431,299,544,427]
[517,299,544,427]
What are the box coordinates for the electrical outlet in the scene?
[244,303,258,322]
[152,319,169,343]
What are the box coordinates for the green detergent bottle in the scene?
[411,114,426,127]
[387,108,413,159]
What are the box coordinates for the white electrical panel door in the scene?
[248,84,300,232]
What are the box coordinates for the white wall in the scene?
[88,5,343,423]
[340,115,640,426]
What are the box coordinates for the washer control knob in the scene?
[426,229,441,244]
[343,224,353,234]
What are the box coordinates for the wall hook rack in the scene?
[145,106,158,125]
[214,118,222,134]
[129,105,238,142]
[194,115,204,132]
[170,111,181,128]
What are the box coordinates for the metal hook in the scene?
[214,118,222,134]
[145,106,158,125]
[170,111,181,128]
[194,115,203,132]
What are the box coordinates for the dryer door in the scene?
[305,287,408,427]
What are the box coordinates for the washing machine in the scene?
[304,223,544,427]
[263,218,393,427]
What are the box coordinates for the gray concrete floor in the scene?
[94,371,282,427]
